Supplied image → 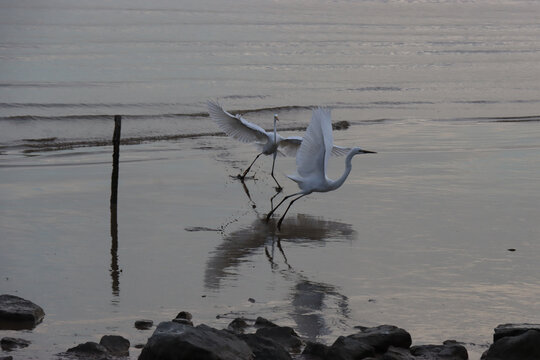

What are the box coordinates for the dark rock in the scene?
[333,121,350,130]
[326,335,375,360]
[248,298,256,303]
[492,323,540,342]
[173,311,194,326]
[302,341,330,359]
[481,329,540,360]
[175,311,193,321]
[99,335,130,356]
[0,294,45,330]
[254,316,278,328]
[411,340,468,360]
[0,356,13,360]
[138,321,253,360]
[1,337,31,351]
[382,346,416,360]
[239,333,292,360]
[172,317,193,326]
[255,326,303,352]
[228,317,249,334]
[350,325,412,352]
[135,319,154,330]
[66,341,110,359]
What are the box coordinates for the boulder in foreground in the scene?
[0,294,45,330]
[138,321,253,360]
[482,327,540,360]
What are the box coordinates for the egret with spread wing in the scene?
[207,100,350,191]
[266,107,376,229]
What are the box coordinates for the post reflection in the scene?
[110,201,120,299]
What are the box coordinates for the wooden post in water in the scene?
[111,115,121,206]
[110,115,121,298]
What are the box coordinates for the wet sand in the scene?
[1,119,540,359]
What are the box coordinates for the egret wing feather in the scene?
[316,108,334,177]
[295,108,328,179]
[278,136,302,157]
[207,100,267,143]
[331,145,351,156]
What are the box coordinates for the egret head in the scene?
[274,114,279,121]
[352,147,376,155]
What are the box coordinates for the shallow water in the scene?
[1,0,540,359]
[2,119,540,359]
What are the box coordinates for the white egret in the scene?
[266,107,376,229]
[207,100,350,190]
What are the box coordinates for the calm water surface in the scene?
[1,0,540,359]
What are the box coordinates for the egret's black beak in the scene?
[361,149,377,154]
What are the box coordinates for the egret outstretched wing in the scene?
[207,100,267,143]
[278,136,303,157]
[331,145,351,156]
[295,108,333,179]
[279,135,350,157]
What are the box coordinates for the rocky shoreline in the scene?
[1,294,539,359]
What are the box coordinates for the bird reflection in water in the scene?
[291,279,350,341]
[205,214,356,290]
[204,214,355,341]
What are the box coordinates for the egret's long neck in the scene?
[329,150,356,191]
[273,117,277,144]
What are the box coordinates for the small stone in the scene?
[228,318,249,334]
[254,316,278,328]
[175,311,192,320]
[173,311,193,326]
[135,319,154,330]
[1,337,31,351]
[248,297,256,303]
[333,120,350,130]
[66,341,110,357]
[99,335,130,356]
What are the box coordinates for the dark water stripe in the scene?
[5,114,537,155]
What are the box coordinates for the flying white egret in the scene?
[266,107,376,229]
[207,100,350,190]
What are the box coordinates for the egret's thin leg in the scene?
[270,152,282,191]
[266,191,302,221]
[240,153,262,179]
[270,191,281,211]
[276,237,292,269]
[277,194,307,230]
